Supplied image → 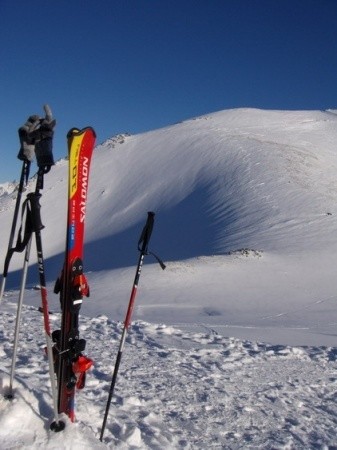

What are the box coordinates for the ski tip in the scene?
[67,127,96,139]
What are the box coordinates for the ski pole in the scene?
[27,188,65,432]
[6,235,32,399]
[5,171,64,430]
[0,160,30,304]
[3,107,63,430]
[100,212,165,442]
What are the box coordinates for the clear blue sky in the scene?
[0,0,336,182]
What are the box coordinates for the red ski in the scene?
[54,127,96,421]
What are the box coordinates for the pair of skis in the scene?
[1,120,96,430]
[53,127,96,422]
[57,133,165,439]
[52,131,165,437]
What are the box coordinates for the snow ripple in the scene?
[1,304,337,449]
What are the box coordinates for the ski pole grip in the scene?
[138,211,155,253]
[27,193,44,232]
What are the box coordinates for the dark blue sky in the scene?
[0,0,336,182]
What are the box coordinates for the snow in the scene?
[1,108,337,448]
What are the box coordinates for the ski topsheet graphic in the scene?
[54,127,96,421]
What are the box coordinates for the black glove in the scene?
[17,114,41,162]
[34,104,56,171]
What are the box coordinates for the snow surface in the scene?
[1,108,337,448]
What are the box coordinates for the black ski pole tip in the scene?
[50,420,66,432]
[4,393,14,400]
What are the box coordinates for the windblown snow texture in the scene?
[1,304,337,449]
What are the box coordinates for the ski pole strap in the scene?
[148,251,166,270]
[26,193,44,232]
[137,212,166,270]
[3,193,44,276]
[138,211,155,253]
[3,198,33,276]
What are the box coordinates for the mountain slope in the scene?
[2,108,337,268]
[1,108,337,346]
[85,108,337,260]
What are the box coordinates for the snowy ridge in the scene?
[1,108,337,447]
[1,108,337,265]
[0,182,20,212]
[85,108,337,258]
[2,108,337,267]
